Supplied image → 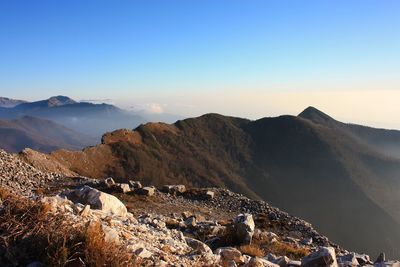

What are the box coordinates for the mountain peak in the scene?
[298,106,337,125]
[46,96,76,107]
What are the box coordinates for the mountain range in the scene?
[21,107,400,258]
[0,96,146,138]
[0,96,183,153]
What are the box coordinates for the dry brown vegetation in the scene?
[247,231,309,260]
[239,244,265,257]
[266,241,309,259]
[0,190,138,267]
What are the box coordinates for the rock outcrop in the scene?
[233,213,255,245]
[301,247,338,267]
[65,186,127,216]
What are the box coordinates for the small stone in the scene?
[185,237,212,255]
[117,183,131,193]
[204,190,215,199]
[288,260,301,267]
[104,177,115,187]
[80,204,91,217]
[300,237,312,246]
[136,186,155,196]
[102,225,120,244]
[275,256,290,267]
[354,253,371,265]
[128,180,142,189]
[185,216,197,227]
[337,253,359,267]
[375,252,385,263]
[162,185,187,194]
[135,247,152,258]
[182,211,193,219]
[215,247,244,264]
[301,247,338,267]
[245,257,280,267]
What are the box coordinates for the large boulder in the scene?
[234,213,255,245]
[66,186,127,217]
[301,247,338,267]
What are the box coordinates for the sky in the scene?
[0,0,400,128]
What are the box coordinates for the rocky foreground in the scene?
[0,149,399,266]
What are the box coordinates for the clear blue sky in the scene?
[1,1,400,127]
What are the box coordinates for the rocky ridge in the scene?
[1,148,399,266]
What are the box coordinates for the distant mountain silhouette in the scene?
[0,97,27,108]
[13,95,76,110]
[25,108,400,258]
[0,96,145,138]
[0,116,96,153]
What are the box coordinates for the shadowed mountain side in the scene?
[299,107,400,225]
[241,116,400,257]
[22,111,400,257]
[300,106,400,159]
[0,116,97,153]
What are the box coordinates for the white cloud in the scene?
[127,103,165,114]
[147,103,164,114]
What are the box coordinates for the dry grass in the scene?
[0,187,10,200]
[238,239,308,259]
[83,221,139,267]
[267,241,309,259]
[0,189,138,267]
[249,229,310,260]
[239,244,265,257]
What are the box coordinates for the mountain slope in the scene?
[0,116,97,153]
[298,106,400,235]
[242,115,400,257]
[22,111,400,257]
